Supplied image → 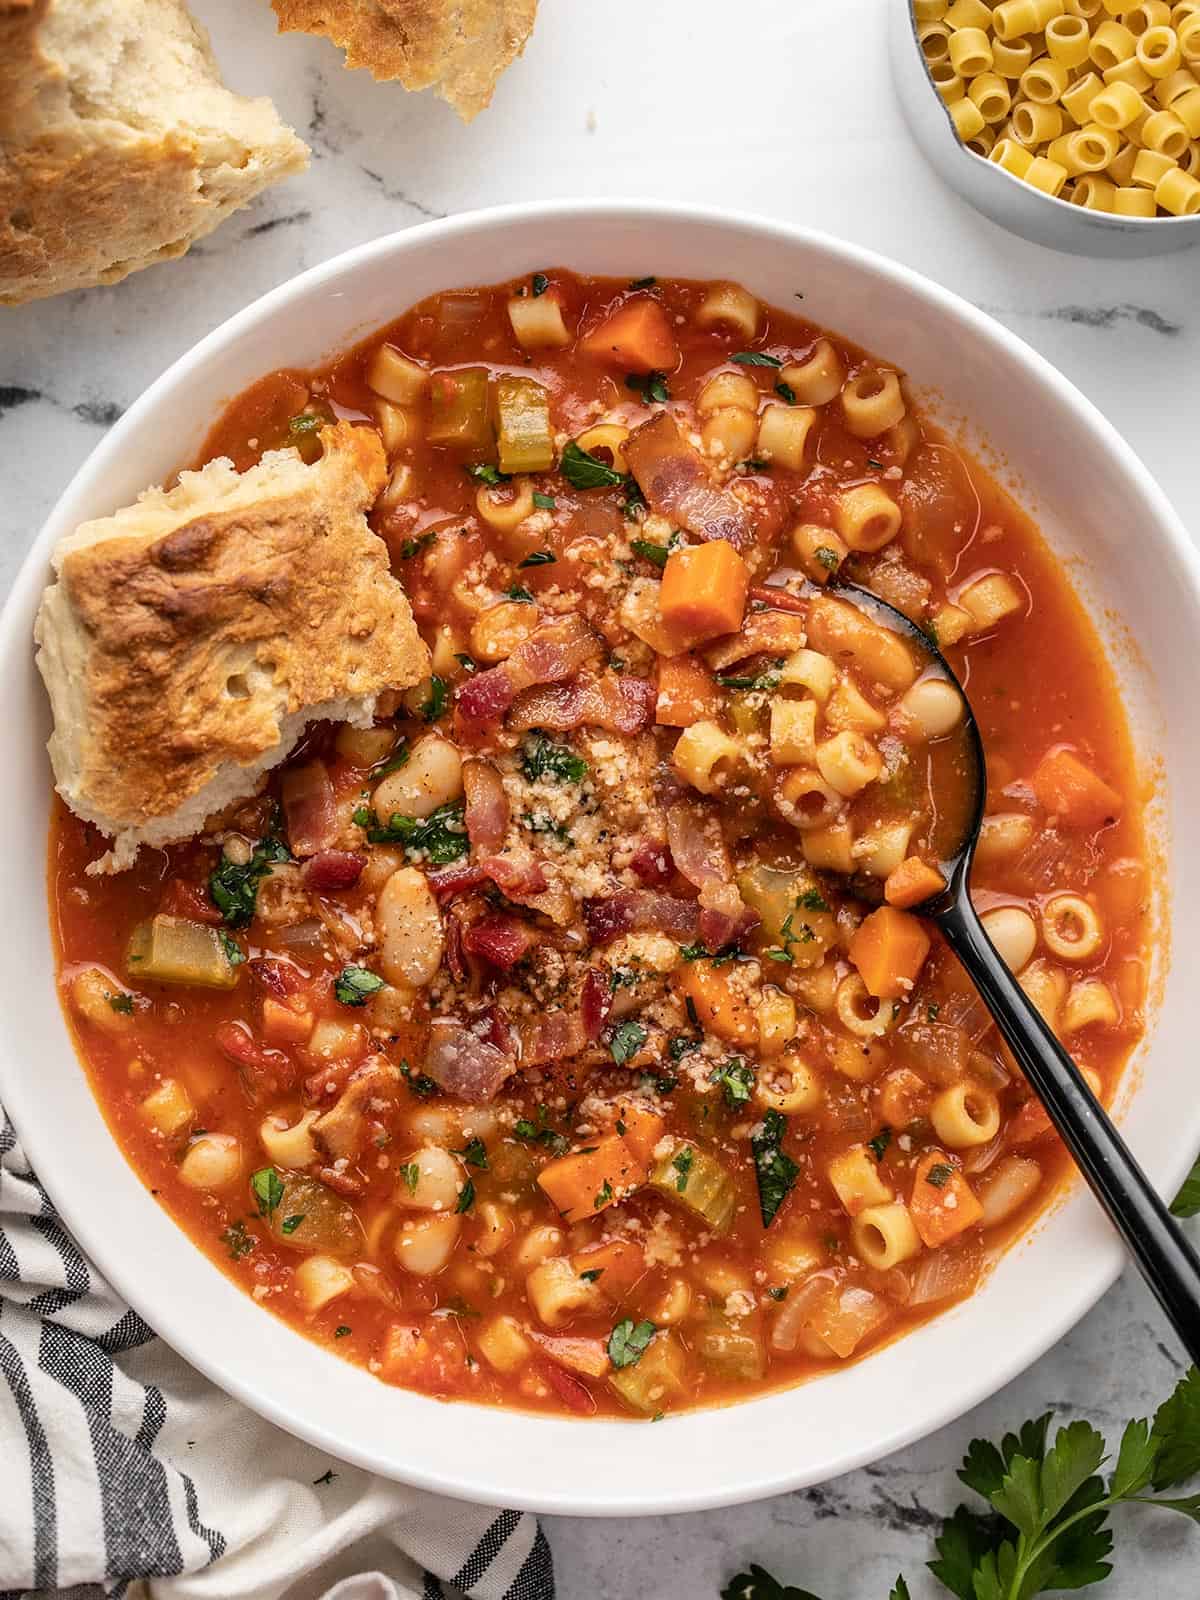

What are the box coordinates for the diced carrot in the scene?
[613,1102,666,1163]
[529,1332,611,1378]
[909,1151,983,1247]
[674,960,757,1047]
[875,1066,932,1128]
[884,856,947,910]
[571,1238,648,1301]
[658,540,750,647]
[537,1135,648,1225]
[579,296,679,373]
[655,653,724,727]
[1007,1097,1054,1147]
[1030,748,1122,830]
[260,996,315,1045]
[848,906,932,1000]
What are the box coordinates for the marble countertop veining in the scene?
[1,2,1197,1596]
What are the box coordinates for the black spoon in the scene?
[819,578,1200,1364]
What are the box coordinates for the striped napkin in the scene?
[0,1110,554,1600]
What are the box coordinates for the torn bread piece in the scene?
[271,0,537,121]
[0,0,309,305]
[35,422,429,873]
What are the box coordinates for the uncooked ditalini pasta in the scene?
[913,0,1200,215]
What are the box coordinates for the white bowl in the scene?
[889,3,1200,259]
[3,202,1198,1516]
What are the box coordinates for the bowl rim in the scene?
[896,3,1200,233]
[5,198,1200,1515]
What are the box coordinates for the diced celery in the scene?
[428,367,492,450]
[493,375,555,474]
[263,1173,362,1255]
[694,1315,766,1381]
[609,1329,689,1413]
[125,916,237,989]
[736,864,836,970]
[649,1140,736,1235]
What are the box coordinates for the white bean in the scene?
[179,1133,242,1190]
[395,1146,464,1211]
[978,1155,1042,1229]
[981,906,1038,974]
[394,1214,461,1275]
[377,867,444,987]
[897,676,964,739]
[373,735,463,822]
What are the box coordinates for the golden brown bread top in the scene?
[271,0,538,120]
[36,423,429,864]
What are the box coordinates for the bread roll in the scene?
[35,423,430,872]
[271,0,537,121]
[0,0,309,305]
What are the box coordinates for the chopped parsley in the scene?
[208,835,291,928]
[715,660,784,692]
[867,456,884,469]
[532,491,557,510]
[774,380,797,405]
[520,730,588,784]
[767,1286,789,1302]
[399,530,436,559]
[926,1162,954,1189]
[505,584,535,602]
[927,1002,941,1022]
[457,1137,489,1170]
[465,463,509,486]
[671,1145,694,1193]
[520,811,572,844]
[609,1020,647,1066]
[531,271,550,296]
[740,456,770,472]
[593,1179,613,1209]
[711,1058,755,1108]
[629,538,671,567]
[867,1128,893,1162]
[579,1268,604,1283]
[518,548,556,568]
[641,1069,680,1093]
[797,887,829,912]
[288,412,322,434]
[456,1178,476,1213]
[455,652,478,674]
[625,370,671,404]
[107,992,134,1014]
[400,1161,421,1195]
[1173,1152,1200,1218]
[514,1107,570,1156]
[607,1318,656,1368]
[250,1166,284,1218]
[334,1325,352,1338]
[334,965,384,1006]
[370,744,410,780]
[221,1220,255,1260]
[751,1110,800,1227]
[362,801,468,864]
[815,545,841,572]
[667,1034,698,1062]
[730,350,783,368]
[400,1061,439,1099]
[421,675,449,722]
[560,440,628,491]
[280,1213,305,1235]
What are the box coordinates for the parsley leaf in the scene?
[609,1020,647,1065]
[365,801,468,864]
[1171,1151,1200,1218]
[221,1220,255,1260]
[400,1061,439,1098]
[289,412,322,434]
[607,1318,656,1369]
[867,1128,893,1162]
[334,965,384,1006]
[1151,1365,1200,1489]
[456,1177,476,1213]
[625,370,671,404]
[399,530,436,559]
[671,1145,694,1193]
[630,538,672,568]
[751,1110,799,1227]
[280,1213,305,1235]
[815,545,841,572]
[593,1179,613,1208]
[421,675,449,722]
[505,584,535,602]
[775,380,797,404]
[720,1566,825,1600]
[711,1058,755,1108]
[400,1161,420,1195]
[926,1162,954,1189]
[466,463,509,486]
[716,661,784,691]
[334,1325,351,1338]
[532,491,557,509]
[218,932,246,967]
[796,886,830,912]
[209,836,291,928]
[107,992,134,1015]
[731,351,783,368]
[531,271,550,297]
[560,440,627,490]
[520,730,588,784]
[250,1166,284,1217]
[518,548,557,568]
[457,1137,489,1170]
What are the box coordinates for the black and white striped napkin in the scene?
[0,1110,554,1600]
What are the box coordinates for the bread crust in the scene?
[271,0,537,120]
[35,423,430,870]
[0,0,309,304]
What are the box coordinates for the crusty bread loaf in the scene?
[0,0,309,305]
[35,423,430,873]
[271,0,537,121]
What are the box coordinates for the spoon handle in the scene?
[937,890,1200,1367]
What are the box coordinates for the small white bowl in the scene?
[2,202,1198,1515]
[890,3,1200,258]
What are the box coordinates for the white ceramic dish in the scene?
[889,2,1200,259]
[3,202,1198,1516]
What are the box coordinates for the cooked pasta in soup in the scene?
[51,271,1150,1418]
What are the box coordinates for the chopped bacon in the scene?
[704,611,809,670]
[520,1008,590,1066]
[462,914,538,971]
[427,854,549,902]
[666,801,754,952]
[509,673,656,736]
[302,851,364,892]
[529,1332,610,1379]
[698,885,758,954]
[443,901,471,985]
[424,1015,517,1103]
[159,878,223,926]
[749,583,809,615]
[215,1021,295,1092]
[317,1164,366,1198]
[583,889,700,945]
[625,412,756,550]
[538,1360,597,1415]
[456,615,602,728]
[462,759,510,853]
[629,838,674,887]
[281,761,338,857]
[580,966,613,1041]
[248,956,308,998]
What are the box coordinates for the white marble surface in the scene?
[1,1,1197,1595]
